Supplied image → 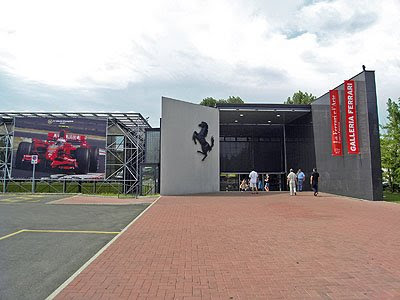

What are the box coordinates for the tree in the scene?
[285,91,316,104]
[200,96,244,107]
[199,97,218,107]
[381,98,400,192]
[225,96,244,104]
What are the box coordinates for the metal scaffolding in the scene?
[0,112,150,194]
[0,119,13,193]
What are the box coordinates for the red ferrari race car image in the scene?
[14,130,100,174]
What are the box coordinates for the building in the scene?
[0,69,383,200]
[160,70,382,200]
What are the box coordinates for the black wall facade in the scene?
[285,113,316,191]
[220,125,285,173]
[219,109,316,191]
[311,71,382,200]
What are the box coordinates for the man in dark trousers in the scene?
[310,168,320,196]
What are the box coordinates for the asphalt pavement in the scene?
[0,194,149,300]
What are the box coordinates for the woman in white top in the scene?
[287,169,297,196]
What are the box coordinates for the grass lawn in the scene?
[383,191,400,203]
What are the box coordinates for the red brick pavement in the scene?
[54,192,400,299]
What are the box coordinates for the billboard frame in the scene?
[12,116,108,179]
[0,112,150,195]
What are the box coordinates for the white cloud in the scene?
[0,0,399,121]
[290,0,379,37]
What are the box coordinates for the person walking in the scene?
[297,169,305,192]
[287,169,297,196]
[264,174,270,192]
[249,170,258,194]
[310,168,320,196]
[258,176,263,191]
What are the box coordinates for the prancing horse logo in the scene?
[192,121,214,161]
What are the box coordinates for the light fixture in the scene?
[268,120,271,123]
[234,120,238,123]
[276,114,280,117]
[239,114,244,117]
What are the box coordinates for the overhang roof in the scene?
[216,103,311,125]
[0,112,151,129]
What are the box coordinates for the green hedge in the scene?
[383,191,400,203]
[1,181,128,195]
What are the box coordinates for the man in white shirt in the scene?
[287,169,297,196]
[249,170,258,194]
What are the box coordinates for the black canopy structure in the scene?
[217,103,311,125]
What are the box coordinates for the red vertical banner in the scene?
[344,80,360,154]
[329,90,342,156]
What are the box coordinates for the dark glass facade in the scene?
[145,129,160,164]
[219,111,316,191]
[220,125,284,173]
[284,113,316,183]
[140,128,161,195]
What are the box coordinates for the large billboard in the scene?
[12,117,107,179]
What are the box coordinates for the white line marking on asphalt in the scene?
[0,229,120,241]
[0,230,25,241]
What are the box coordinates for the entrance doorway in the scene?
[218,104,316,192]
[220,172,286,191]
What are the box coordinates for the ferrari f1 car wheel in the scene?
[76,148,90,174]
[15,142,32,170]
[89,147,99,172]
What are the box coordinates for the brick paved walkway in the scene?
[55,192,400,299]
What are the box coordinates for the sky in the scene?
[0,0,399,127]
